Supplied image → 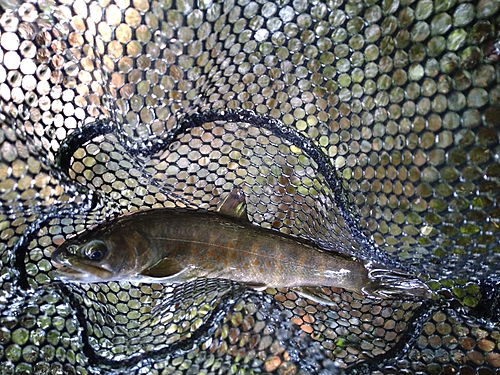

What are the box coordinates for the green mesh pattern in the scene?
[1,0,500,374]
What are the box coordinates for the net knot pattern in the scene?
[0,0,499,374]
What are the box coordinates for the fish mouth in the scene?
[52,252,114,283]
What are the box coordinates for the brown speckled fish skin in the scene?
[52,196,431,301]
[52,209,369,286]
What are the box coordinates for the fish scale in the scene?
[2,0,500,373]
[52,189,431,304]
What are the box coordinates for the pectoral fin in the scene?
[217,187,248,220]
[141,258,184,278]
[291,286,339,306]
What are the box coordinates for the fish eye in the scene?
[84,241,108,261]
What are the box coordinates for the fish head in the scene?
[51,222,148,283]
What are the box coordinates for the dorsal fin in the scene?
[217,187,249,221]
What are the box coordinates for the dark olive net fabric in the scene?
[0,0,500,374]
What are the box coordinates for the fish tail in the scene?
[362,268,432,299]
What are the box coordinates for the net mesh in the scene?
[1,0,500,374]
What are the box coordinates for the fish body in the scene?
[52,190,431,302]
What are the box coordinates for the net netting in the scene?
[0,0,500,374]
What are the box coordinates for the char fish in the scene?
[51,189,430,304]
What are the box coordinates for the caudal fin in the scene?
[362,267,432,299]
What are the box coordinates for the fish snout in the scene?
[51,248,65,265]
[50,242,116,283]
[51,245,78,267]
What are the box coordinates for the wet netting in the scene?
[0,0,500,374]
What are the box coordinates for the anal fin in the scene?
[291,286,339,306]
[245,282,268,291]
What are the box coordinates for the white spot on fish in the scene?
[324,269,350,278]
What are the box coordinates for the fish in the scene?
[51,188,431,304]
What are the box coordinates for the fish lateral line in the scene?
[50,186,432,301]
[152,235,358,272]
